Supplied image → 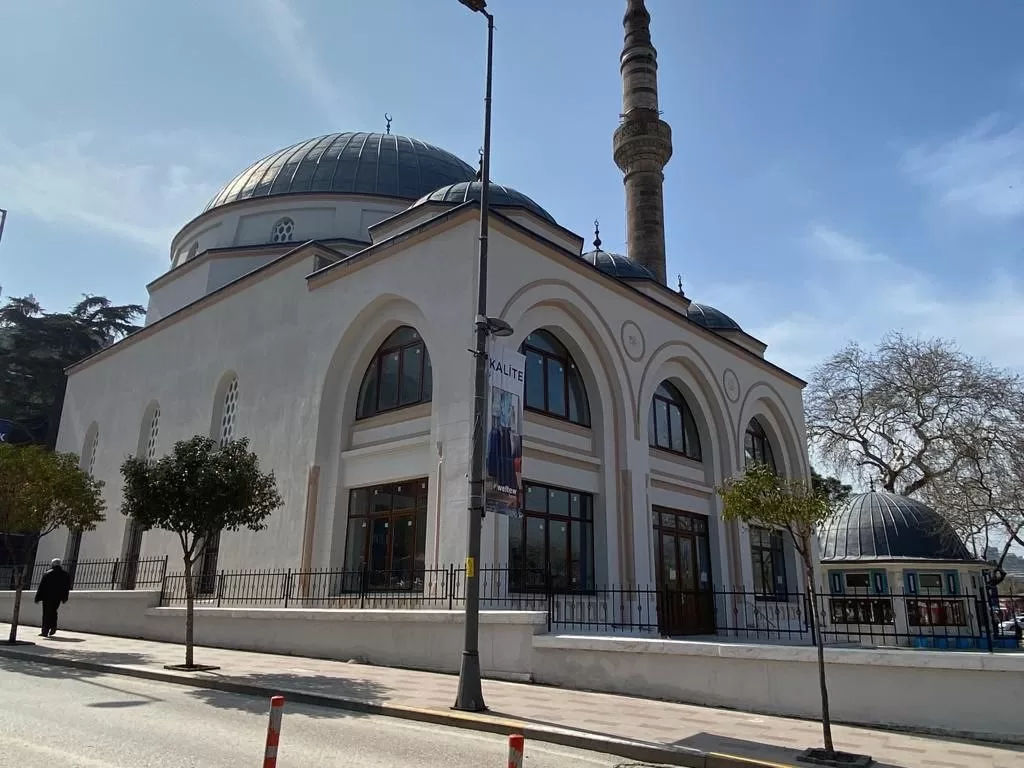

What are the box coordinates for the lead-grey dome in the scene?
[581,250,656,280]
[412,181,556,224]
[687,303,743,332]
[819,491,974,563]
[204,132,477,212]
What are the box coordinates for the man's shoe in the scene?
[48,631,56,637]
[38,632,47,637]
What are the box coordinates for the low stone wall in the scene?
[143,607,544,678]
[0,590,544,679]
[0,589,161,638]
[532,635,1024,742]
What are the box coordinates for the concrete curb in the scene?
[0,646,796,767]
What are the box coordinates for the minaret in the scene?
[613,0,673,285]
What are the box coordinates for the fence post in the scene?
[111,559,120,590]
[161,555,169,584]
[284,569,292,608]
[263,695,285,768]
[448,563,455,611]
[546,570,553,633]
[360,562,368,609]
[507,734,524,768]
[216,571,224,608]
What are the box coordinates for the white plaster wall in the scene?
[206,253,282,294]
[57,207,809,604]
[146,261,211,325]
[532,635,1024,741]
[0,590,160,638]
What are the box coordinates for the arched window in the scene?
[744,418,776,472]
[270,217,295,243]
[87,429,99,476]
[648,381,701,460]
[219,377,239,446]
[146,406,160,461]
[521,330,590,426]
[356,326,433,419]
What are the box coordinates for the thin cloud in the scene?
[699,225,1024,379]
[251,0,348,125]
[901,114,1024,218]
[0,130,226,251]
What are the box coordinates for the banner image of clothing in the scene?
[484,344,526,517]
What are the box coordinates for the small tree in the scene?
[120,436,282,670]
[718,463,848,760]
[0,444,105,644]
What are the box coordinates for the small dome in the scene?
[412,181,556,224]
[204,132,476,212]
[687,303,742,332]
[581,250,656,280]
[819,491,975,563]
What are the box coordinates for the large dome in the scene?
[204,132,477,212]
[818,491,974,563]
[412,181,556,224]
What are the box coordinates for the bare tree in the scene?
[806,332,1022,497]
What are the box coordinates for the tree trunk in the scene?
[183,555,195,667]
[7,564,26,644]
[805,564,835,754]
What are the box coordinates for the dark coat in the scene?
[35,566,71,604]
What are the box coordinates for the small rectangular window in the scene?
[844,573,870,590]
[918,573,943,591]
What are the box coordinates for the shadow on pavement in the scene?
[184,672,391,720]
[674,733,908,768]
[0,647,158,674]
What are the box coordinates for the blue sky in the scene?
[2,0,1024,379]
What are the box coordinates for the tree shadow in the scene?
[0,646,158,677]
[184,672,392,720]
[675,732,909,768]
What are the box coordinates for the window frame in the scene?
[342,479,429,591]
[744,418,776,472]
[269,216,295,244]
[521,330,591,427]
[648,381,702,461]
[508,481,595,594]
[356,326,433,420]
[750,524,790,601]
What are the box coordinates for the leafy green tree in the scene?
[0,444,105,644]
[120,436,282,669]
[718,463,846,759]
[0,295,143,443]
[811,467,851,507]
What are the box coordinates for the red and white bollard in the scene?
[507,733,524,768]
[263,695,285,768]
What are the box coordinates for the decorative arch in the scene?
[638,344,736,481]
[67,422,100,568]
[310,295,437,570]
[135,401,161,460]
[498,284,631,583]
[355,325,433,420]
[736,382,808,481]
[744,417,776,473]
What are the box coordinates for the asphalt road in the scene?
[0,658,632,768]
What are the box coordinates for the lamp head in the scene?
[458,0,488,11]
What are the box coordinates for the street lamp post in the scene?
[453,0,497,714]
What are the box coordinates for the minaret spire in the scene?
[613,0,673,285]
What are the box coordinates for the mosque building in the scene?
[40,0,811,637]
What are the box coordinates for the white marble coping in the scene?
[533,634,1024,672]
[146,607,548,625]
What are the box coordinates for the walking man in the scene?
[34,558,71,637]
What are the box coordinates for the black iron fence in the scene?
[155,564,1022,651]
[1,557,168,592]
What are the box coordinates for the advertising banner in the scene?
[484,343,526,517]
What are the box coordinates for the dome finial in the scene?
[677,274,683,294]
[593,219,602,251]
[869,477,876,492]
[384,113,392,135]
[475,148,484,181]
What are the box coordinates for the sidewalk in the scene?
[0,624,1018,768]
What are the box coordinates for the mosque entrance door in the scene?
[653,508,715,636]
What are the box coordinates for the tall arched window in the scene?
[146,406,160,460]
[744,418,776,472]
[648,381,702,460]
[521,330,590,426]
[356,326,433,419]
[67,426,100,570]
[219,377,239,446]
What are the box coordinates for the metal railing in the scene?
[1,557,168,591]
[154,563,1022,651]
